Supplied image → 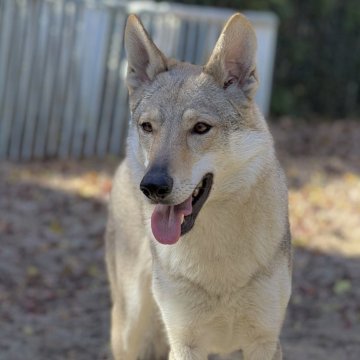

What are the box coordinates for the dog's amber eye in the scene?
[140,122,153,133]
[192,122,212,135]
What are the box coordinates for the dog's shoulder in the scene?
[108,159,147,244]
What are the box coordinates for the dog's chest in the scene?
[153,252,258,353]
[154,270,252,354]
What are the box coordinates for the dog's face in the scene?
[125,14,273,244]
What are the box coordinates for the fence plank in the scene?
[33,2,58,158]
[21,0,50,160]
[0,0,16,159]
[9,2,36,160]
[58,2,82,159]
[2,1,28,160]
[45,0,66,157]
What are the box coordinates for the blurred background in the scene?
[0,0,359,359]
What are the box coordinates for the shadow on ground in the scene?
[0,178,110,360]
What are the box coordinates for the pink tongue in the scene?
[151,196,193,245]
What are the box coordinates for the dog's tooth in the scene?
[181,215,185,224]
[193,188,199,198]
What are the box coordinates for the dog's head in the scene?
[125,14,273,244]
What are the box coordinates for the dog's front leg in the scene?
[243,341,282,360]
[168,345,208,360]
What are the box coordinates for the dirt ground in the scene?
[0,118,359,360]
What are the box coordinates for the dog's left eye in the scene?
[140,122,153,133]
[192,122,212,135]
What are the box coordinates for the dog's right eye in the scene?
[140,122,153,133]
[192,122,212,135]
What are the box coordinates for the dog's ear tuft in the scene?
[125,15,167,93]
[204,13,258,99]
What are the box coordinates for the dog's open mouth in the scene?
[151,173,213,245]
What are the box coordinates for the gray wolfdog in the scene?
[105,12,291,360]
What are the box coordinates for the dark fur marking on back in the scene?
[280,220,292,270]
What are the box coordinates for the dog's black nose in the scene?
[140,170,173,201]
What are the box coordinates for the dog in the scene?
[105,12,292,360]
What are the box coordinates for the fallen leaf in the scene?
[22,325,33,336]
[333,279,352,295]
[27,265,39,277]
[49,220,63,234]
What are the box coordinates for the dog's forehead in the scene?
[139,67,222,119]
[156,68,207,100]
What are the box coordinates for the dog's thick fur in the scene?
[106,13,292,360]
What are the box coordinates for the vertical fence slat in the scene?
[83,8,110,157]
[202,23,221,63]
[52,1,77,158]
[21,0,50,160]
[2,1,29,160]
[69,5,88,159]
[10,3,36,160]
[34,2,60,158]
[45,0,66,157]
[30,1,52,159]
[69,6,88,158]
[184,21,197,63]
[194,21,208,65]
[0,0,16,159]
[59,2,82,159]
[9,1,32,160]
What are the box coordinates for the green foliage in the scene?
[173,0,360,118]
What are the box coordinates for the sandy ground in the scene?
[0,119,359,359]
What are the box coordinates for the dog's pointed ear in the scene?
[125,15,167,93]
[204,13,258,99]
